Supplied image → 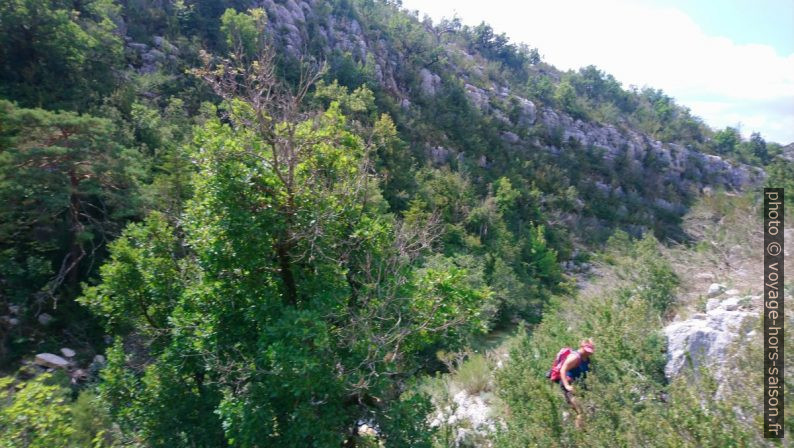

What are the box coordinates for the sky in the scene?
[400,0,794,144]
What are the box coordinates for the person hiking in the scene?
[547,338,594,428]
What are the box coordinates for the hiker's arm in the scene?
[559,356,578,391]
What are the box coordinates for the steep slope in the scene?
[250,0,763,242]
[0,1,782,446]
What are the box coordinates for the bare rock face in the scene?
[464,83,490,111]
[34,353,70,369]
[419,68,441,96]
[514,96,536,127]
[663,295,756,379]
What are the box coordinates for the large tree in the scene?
[0,0,123,110]
[81,10,491,446]
[0,100,142,318]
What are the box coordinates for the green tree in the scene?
[219,7,266,59]
[0,0,123,110]
[0,374,73,448]
[0,100,142,317]
[711,126,741,155]
[81,28,491,445]
[554,79,583,118]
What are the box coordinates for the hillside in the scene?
[0,1,790,447]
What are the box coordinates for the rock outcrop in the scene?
[257,0,763,206]
[430,390,498,447]
[34,353,70,369]
[664,291,757,379]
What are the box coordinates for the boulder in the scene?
[37,313,53,326]
[60,348,76,358]
[707,283,726,297]
[34,353,70,369]
[664,306,755,379]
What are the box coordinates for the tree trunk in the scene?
[67,169,84,291]
[276,243,297,306]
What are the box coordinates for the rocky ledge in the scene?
[663,284,759,380]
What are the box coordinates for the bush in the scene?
[456,353,492,395]
[0,373,73,448]
[493,230,788,446]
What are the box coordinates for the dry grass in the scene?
[662,191,774,316]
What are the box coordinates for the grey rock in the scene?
[0,315,18,326]
[501,131,519,144]
[514,97,536,126]
[128,42,148,52]
[664,307,755,379]
[60,348,76,358]
[721,296,742,311]
[464,84,490,111]
[153,36,178,54]
[429,146,454,164]
[707,283,726,297]
[38,313,53,326]
[34,353,70,369]
[143,48,165,63]
[419,68,441,96]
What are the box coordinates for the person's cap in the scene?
[582,341,595,353]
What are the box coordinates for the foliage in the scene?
[219,8,266,58]
[0,100,143,362]
[0,0,123,110]
[493,233,778,446]
[79,27,493,445]
[0,374,73,448]
[766,158,794,205]
[0,0,782,445]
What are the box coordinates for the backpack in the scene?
[545,347,579,382]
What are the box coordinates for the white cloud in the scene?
[402,0,794,144]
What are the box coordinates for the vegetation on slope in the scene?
[0,0,790,446]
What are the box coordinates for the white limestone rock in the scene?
[664,304,756,379]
